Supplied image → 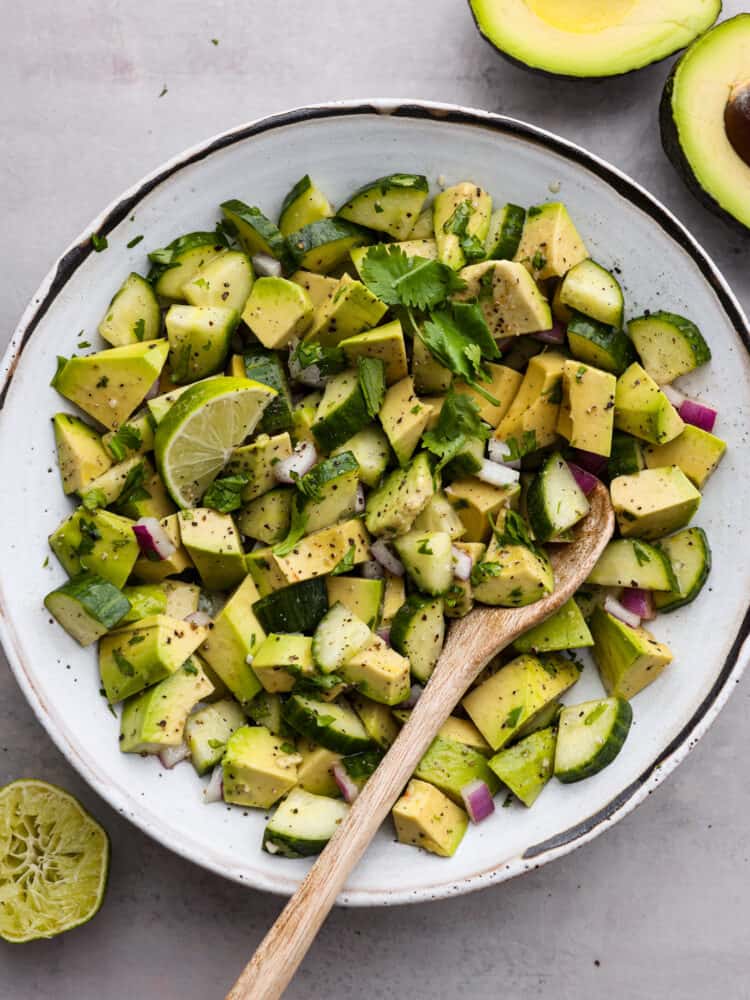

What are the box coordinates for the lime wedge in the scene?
[0,779,110,942]
[154,376,276,508]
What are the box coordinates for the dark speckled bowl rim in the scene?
[1,100,749,906]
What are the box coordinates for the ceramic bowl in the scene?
[2,100,749,905]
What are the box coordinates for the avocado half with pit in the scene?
[661,14,750,232]
[468,0,720,79]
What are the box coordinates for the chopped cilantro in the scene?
[330,543,356,576]
[159,83,168,98]
[183,660,198,676]
[575,365,586,383]
[632,541,652,566]
[107,423,142,461]
[442,200,486,262]
[95,375,109,389]
[503,706,523,729]
[416,538,433,555]
[127,235,144,248]
[210,37,219,45]
[470,561,503,586]
[291,340,346,377]
[208,738,225,749]
[91,233,108,252]
[503,430,537,461]
[357,356,386,419]
[133,318,146,342]
[273,501,308,557]
[76,518,101,558]
[113,649,135,676]
[202,473,249,514]
[422,391,489,474]
[531,251,546,271]
[81,487,108,512]
[114,462,151,511]
[127,634,146,646]
[77,340,91,349]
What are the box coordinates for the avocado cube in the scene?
[78,454,144,509]
[131,513,193,583]
[513,598,593,654]
[222,725,299,809]
[614,363,685,445]
[590,606,673,700]
[462,652,580,751]
[165,304,237,384]
[472,532,554,608]
[53,340,169,431]
[339,636,410,706]
[241,277,313,349]
[413,491,466,539]
[162,581,200,619]
[644,425,726,489]
[415,735,500,805]
[444,541,485,619]
[237,488,294,545]
[227,433,293,502]
[290,270,338,309]
[438,716,492,755]
[513,202,588,281]
[49,507,139,589]
[251,633,315,693]
[53,413,112,495]
[379,377,432,467]
[115,465,176,522]
[350,693,400,749]
[433,182,492,271]
[488,727,557,807]
[199,576,266,705]
[453,362,523,427]
[557,361,616,457]
[268,519,371,586]
[392,779,468,857]
[445,478,519,542]
[381,573,406,626]
[245,547,289,596]
[610,467,701,539]
[495,352,566,449]
[306,274,388,347]
[364,453,435,538]
[340,320,408,385]
[325,576,384,631]
[457,260,552,338]
[179,508,246,591]
[119,659,214,754]
[296,738,342,797]
[99,615,209,703]
[185,699,247,776]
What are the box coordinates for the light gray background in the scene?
[2,2,749,998]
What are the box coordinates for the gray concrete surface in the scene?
[1,2,749,997]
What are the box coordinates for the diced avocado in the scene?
[445,477,519,543]
[608,431,645,479]
[49,507,139,588]
[566,313,636,376]
[610,467,701,539]
[115,464,176,522]
[381,573,406,626]
[178,508,246,590]
[513,598,593,654]
[488,727,556,807]
[119,659,213,754]
[462,652,580,750]
[495,352,566,450]
[590,606,674,699]
[53,414,112,495]
[77,454,145,508]
[306,274,387,346]
[644,425,726,489]
[131,513,193,582]
[444,541,485,619]
[198,576,266,704]
[587,538,677,590]
[295,451,360,534]
[394,530,454,597]
[412,335,452,394]
[98,272,162,347]
[251,633,315,693]
[120,583,168,624]
[279,175,334,235]
[406,204,435,238]
[99,615,209,703]
[394,710,491,755]
[472,531,554,607]
[433,182,492,270]
[53,340,170,431]
[102,413,155,462]
[268,518,370,586]
[350,693,400,749]
[413,491,465,539]
[326,576,383,630]
[340,320,408,385]
[557,360,616,457]
[291,391,322,445]
[415,735,500,805]
[227,432,293,502]
[378,377,432,466]
[339,635,410,706]
[614,363,685,444]
[165,305,237,383]
[241,277,313,349]
[296,738,342,797]
[339,173,429,239]
[222,725,299,809]
[185,699,247,775]
[514,202,588,281]
[457,260,552,337]
[513,698,563,741]
[653,526,711,612]
[44,572,131,646]
[453,363,523,427]
[628,312,711,385]
[147,382,193,424]
[392,779,468,857]
[181,249,254,313]
[331,425,390,488]
[162,580,200,619]
[290,270,338,309]
[231,351,293,436]
[237,488,293,544]
[365,452,434,538]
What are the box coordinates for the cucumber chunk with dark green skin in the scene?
[654,526,712,612]
[282,694,374,754]
[240,350,294,434]
[627,311,711,385]
[391,594,446,683]
[278,175,332,236]
[338,174,429,240]
[220,199,289,265]
[252,578,329,634]
[607,431,645,480]
[554,697,633,783]
[485,203,526,260]
[286,218,370,274]
[263,788,349,857]
[567,313,636,375]
[147,231,227,299]
[526,452,589,543]
[311,370,371,452]
[44,572,131,646]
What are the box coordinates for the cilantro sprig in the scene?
[202,473,249,514]
[422,392,489,474]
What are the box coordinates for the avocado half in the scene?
[468,0,721,79]
[661,14,750,233]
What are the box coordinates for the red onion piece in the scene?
[252,253,282,278]
[185,610,212,627]
[619,587,656,621]
[570,449,608,476]
[452,545,473,581]
[158,742,190,769]
[533,321,566,345]
[488,438,521,470]
[477,459,520,487]
[376,627,391,646]
[203,765,224,803]
[361,560,386,580]
[662,383,687,408]
[567,462,599,496]
[144,378,161,401]
[132,517,176,561]
[397,684,423,709]
[604,594,641,629]
[496,336,515,352]
[370,539,404,577]
[273,441,318,483]
[353,483,366,514]
[679,398,717,433]
[461,779,496,823]
[332,763,359,804]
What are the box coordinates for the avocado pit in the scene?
[724,79,750,167]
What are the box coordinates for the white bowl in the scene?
[2,100,749,906]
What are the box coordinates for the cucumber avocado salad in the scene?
[44,170,722,861]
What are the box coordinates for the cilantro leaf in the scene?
[359,245,466,311]
[91,233,108,252]
[330,543,356,576]
[107,423,143,461]
[492,509,536,551]
[632,541,652,567]
[81,487,108,512]
[417,304,499,403]
[202,473,249,514]
[442,200,486,263]
[76,518,101,558]
[273,501,308,557]
[113,462,151,512]
[471,561,503,586]
[503,430,538,462]
[290,341,346,379]
[113,649,135,676]
[359,245,412,306]
[133,318,146,342]
[422,392,489,474]
[358,356,386,419]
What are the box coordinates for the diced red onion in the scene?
[252,253,282,278]
[132,517,176,561]
[461,779,496,823]
[567,462,599,496]
[662,383,687,408]
[144,378,161,401]
[679,398,717,433]
[203,765,224,803]
[604,594,641,629]
[376,627,391,646]
[619,587,656,622]
[332,763,359,804]
[488,438,521,470]
[452,545,473,581]
[353,483,366,514]
[496,336,515,352]
[533,321,566,345]
[397,684,423,709]
[370,539,404,576]
[570,449,608,476]
[296,364,326,389]
[361,560,385,579]
[477,459,520,487]
[274,441,318,483]
[185,610,212,627]
[158,742,190,769]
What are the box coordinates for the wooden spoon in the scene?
[226,482,614,1000]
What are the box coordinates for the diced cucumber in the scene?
[654,526,712,612]
[233,350,293,435]
[587,539,677,590]
[165,305,238,383]
[182,250,254,313]
[312,370,370,452]
[567,313,636,375]
[220,199,288,263]
[394,531,454,596]
[607,431,645,479]
[278,175,333,236]
[628,311,711,385]
[415,735,500,805]
[263,788,348,858]
[350,693,400,749]
[287,218,370,274]
[326,576,384,630]
[185,699,246,775]
[331,425,391,488]
[44,572,131,646]
[559,259,624,328]
[147,232,226,300]
[390,594,445,683]
[312,602,373,674]
[295,451,360,533]
[283,694,374,754]
[120,583,168,623]
[338,173,429,240]
[488,727,556,807]
[554,697,633,783]
[526,452,590,543]
[246,690,286,736]
[98,272,161,347]
[413,492,466,539]
[484,203,525,260]
[252,577,329,634]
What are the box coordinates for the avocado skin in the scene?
[660,61,749,235]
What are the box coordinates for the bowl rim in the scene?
[2,98,749,906]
